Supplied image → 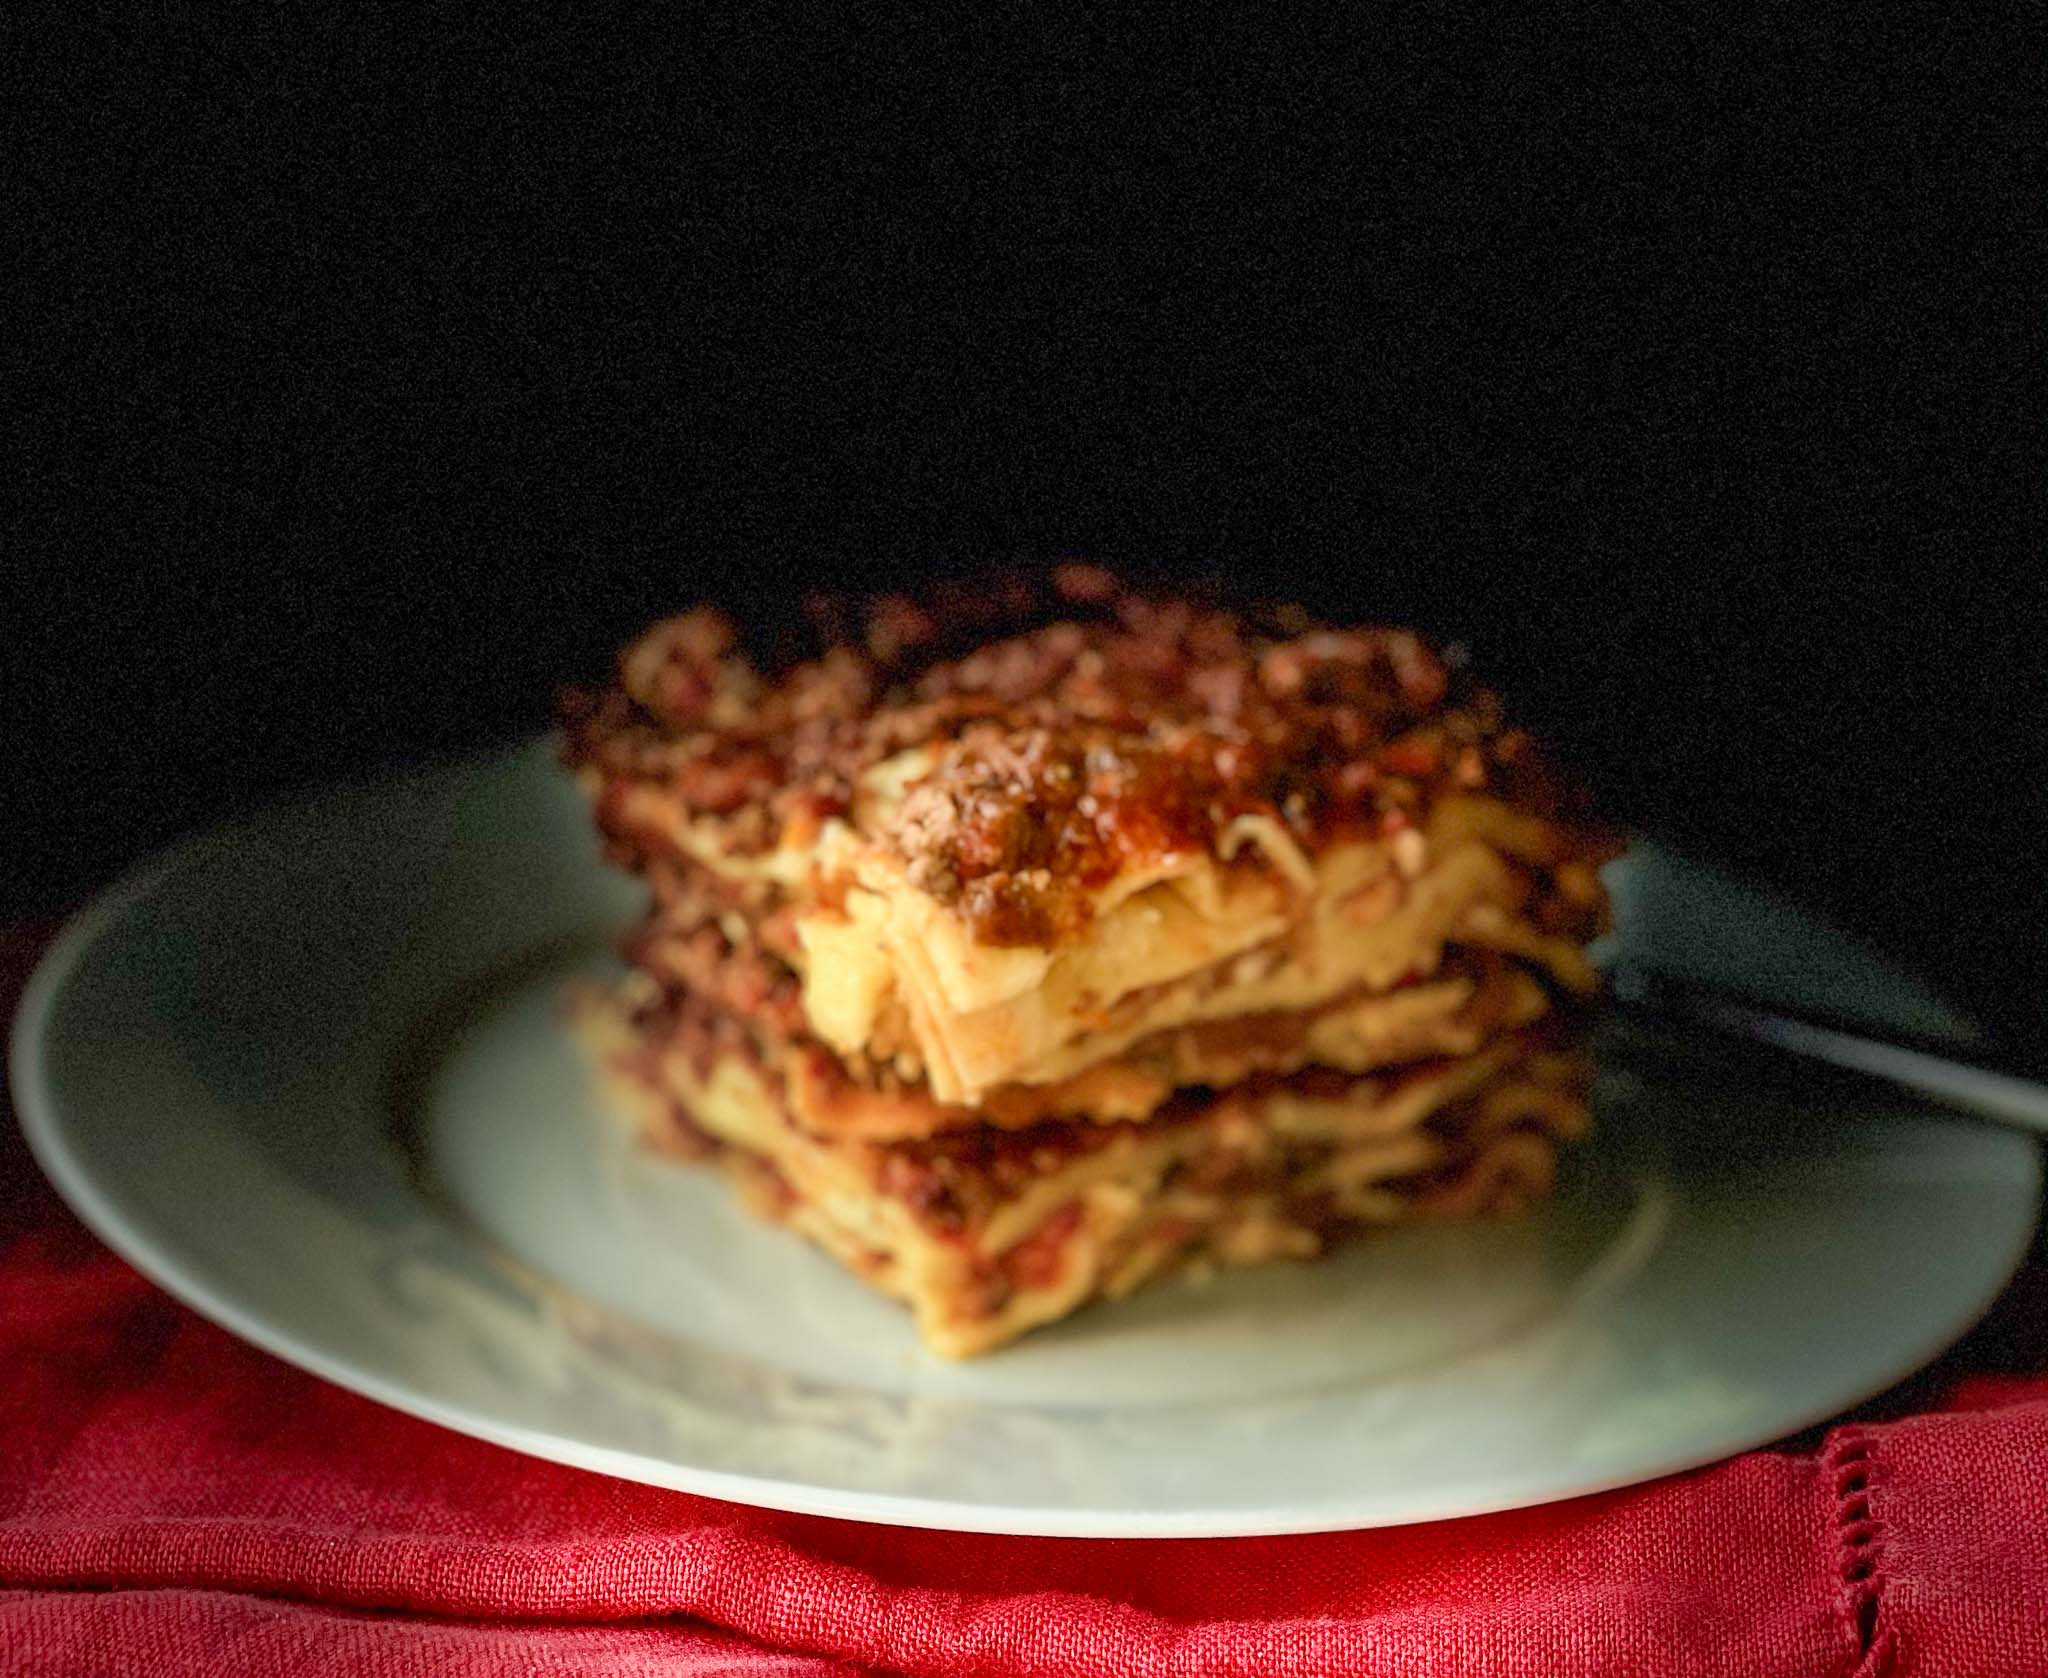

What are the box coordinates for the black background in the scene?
[9,9,2042,1036]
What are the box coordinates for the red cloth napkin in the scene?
[6,921,2047,1678]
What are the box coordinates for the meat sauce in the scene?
[562,567,1597,948]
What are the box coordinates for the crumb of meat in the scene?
[892,780,965,897]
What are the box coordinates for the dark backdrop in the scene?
[9,9,2042,1037]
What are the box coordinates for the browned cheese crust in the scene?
[563,565,1616,948]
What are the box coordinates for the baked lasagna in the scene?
[561,568,1618,1356]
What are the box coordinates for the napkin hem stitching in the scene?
[1826,1426,1896,1678]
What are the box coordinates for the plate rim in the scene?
[10,744,2042,1538]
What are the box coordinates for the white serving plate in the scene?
[12,741,2037,1536]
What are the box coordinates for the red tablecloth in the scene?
[6,919,2047,1677]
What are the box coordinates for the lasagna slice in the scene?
[562,568,1617,1354]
